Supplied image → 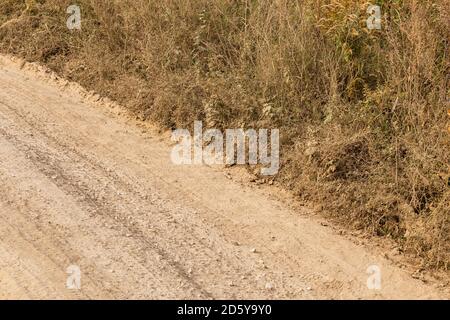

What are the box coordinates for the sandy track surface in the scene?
[0,55,446,299]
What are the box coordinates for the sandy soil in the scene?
[0,55,447,299]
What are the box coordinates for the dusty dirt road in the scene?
[0,55,447,299]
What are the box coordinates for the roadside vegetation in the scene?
[1,0,448,269]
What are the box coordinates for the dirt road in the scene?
[0,55,446,299]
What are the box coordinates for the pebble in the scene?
[265,283,273,290]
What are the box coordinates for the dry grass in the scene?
[1,0,448,269]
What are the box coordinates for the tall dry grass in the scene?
[1,0,448,269]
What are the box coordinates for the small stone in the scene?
[390,248,401,256]
[265,283,273,290]
[250,248,257,253]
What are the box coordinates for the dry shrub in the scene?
[0,0,448,269]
